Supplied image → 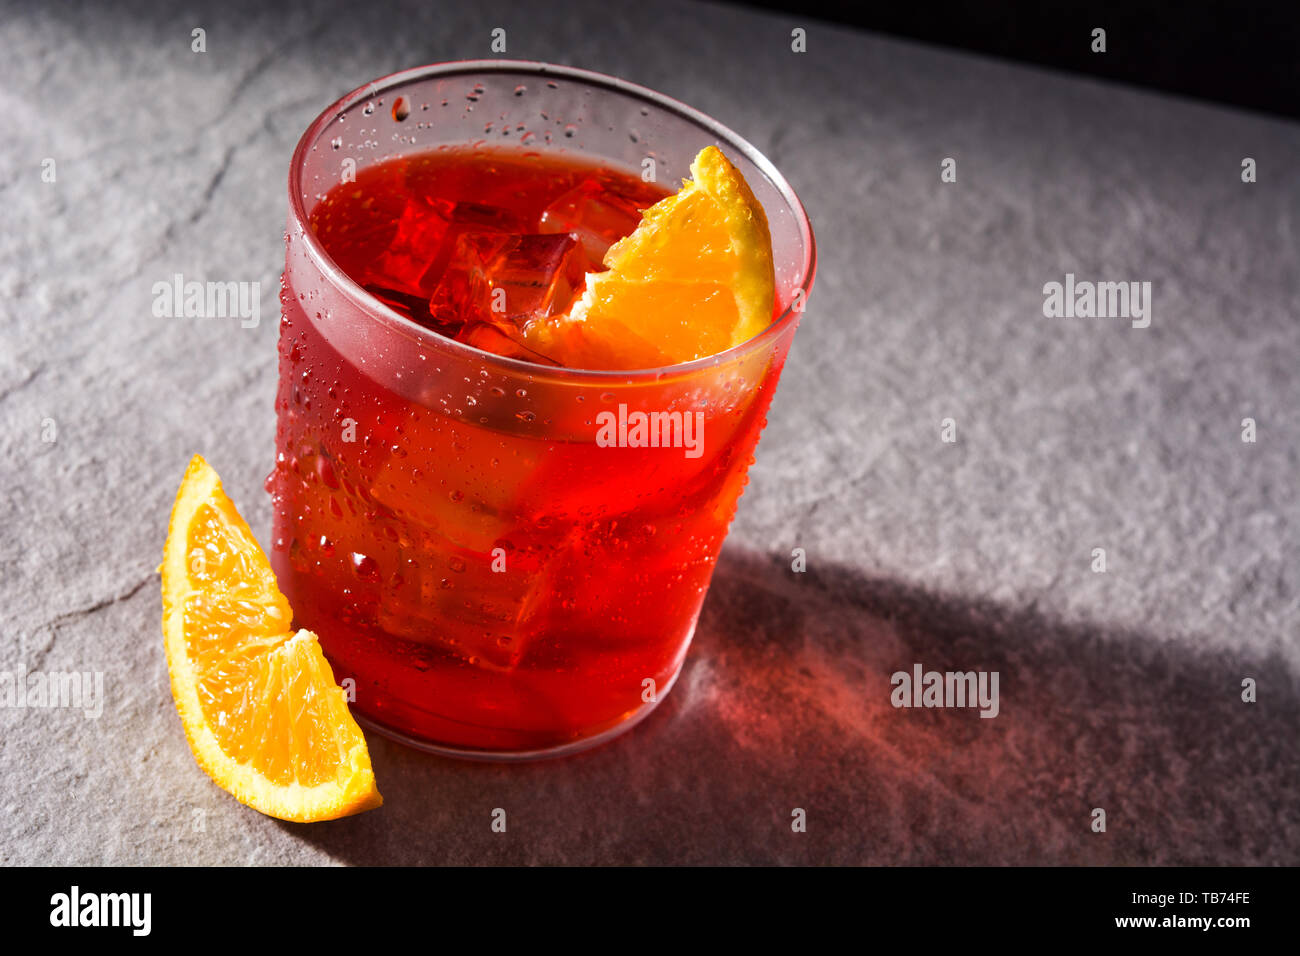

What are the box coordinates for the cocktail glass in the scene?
[273,61,815,759]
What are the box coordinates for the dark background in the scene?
[734,0,1300,120]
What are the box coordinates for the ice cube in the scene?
[427,233,492,328]
[428,232,589,330]
[375,543,535,671]
[411,199,530,292]
[456,322,561,365]
[363,283,430,322]
[483,233,589,320]
[366,198,453,297]
[539,180,646,262]
[434,197,528,231]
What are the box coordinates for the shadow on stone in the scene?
[277,547,1299,864]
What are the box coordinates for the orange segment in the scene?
[524,146,775,369]
[162,454,381,822]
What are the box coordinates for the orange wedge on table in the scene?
[161,455,381,822]
[525,145,776,370]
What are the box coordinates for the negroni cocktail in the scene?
[273,63,814,757]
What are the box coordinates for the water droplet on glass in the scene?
[316,456,338,488]
[350,552,380,581]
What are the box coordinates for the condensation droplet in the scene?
[350,552,380,582]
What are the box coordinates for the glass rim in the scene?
[288,59,817,384]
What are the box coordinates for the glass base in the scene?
[352,657,685,762]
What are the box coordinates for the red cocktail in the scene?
[273,63,814,757]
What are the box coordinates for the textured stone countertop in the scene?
[2,0,1297,865]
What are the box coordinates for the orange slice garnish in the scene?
[161,455,381,822]
[525,146,775,369]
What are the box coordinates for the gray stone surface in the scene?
[1,0,1297,865]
